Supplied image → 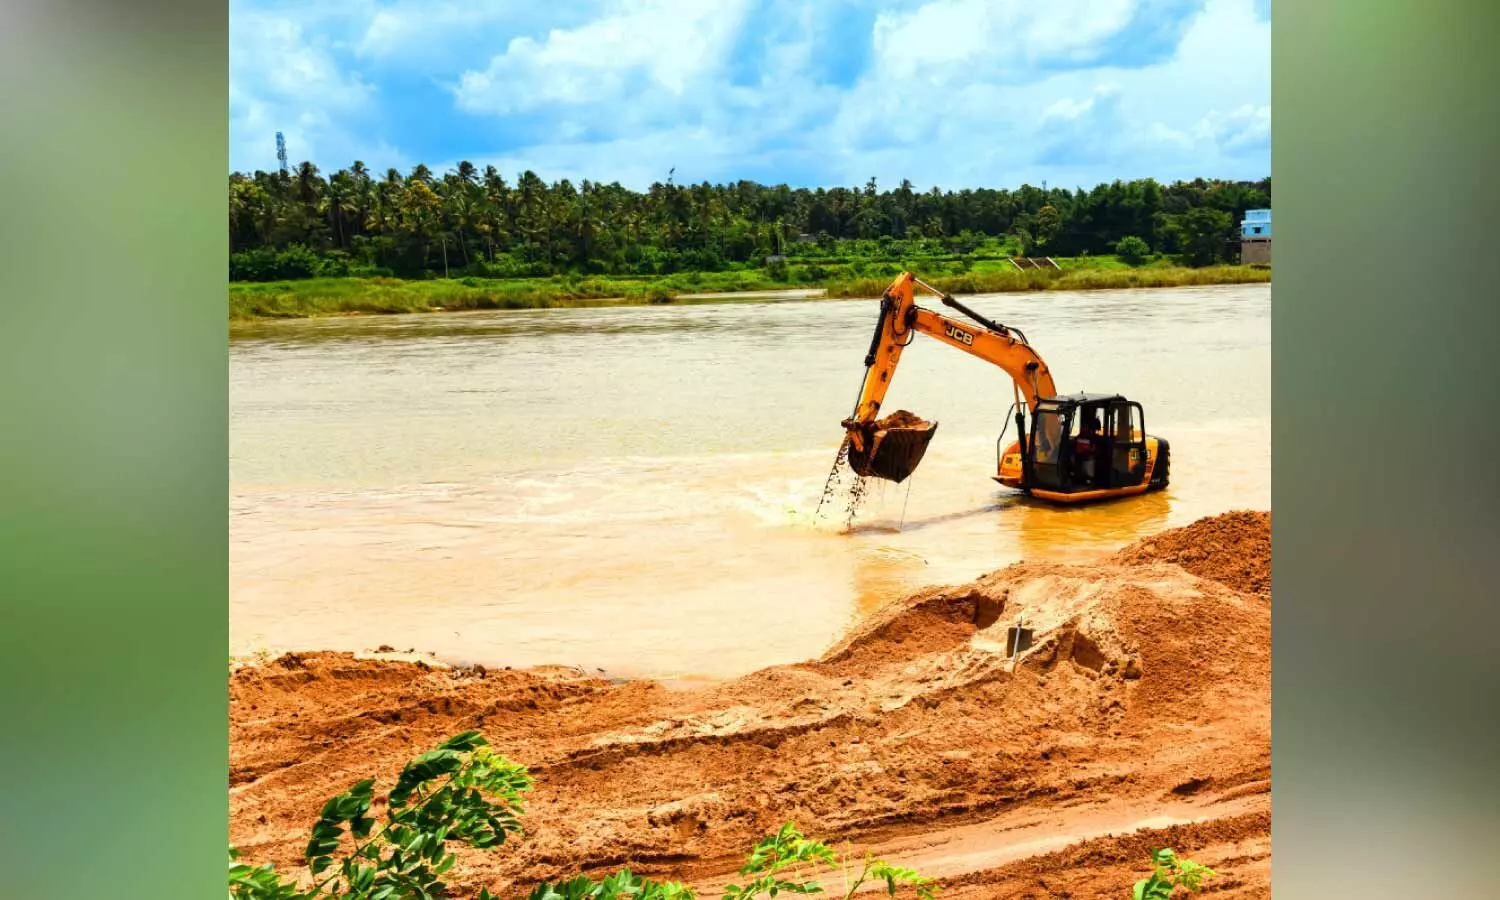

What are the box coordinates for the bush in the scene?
[1167,208,1233,267]
[315,251,353,278]
[230,244,322,281]
[1115,235,1151,267]
[228,731,530,899]
[1133,848,1215,899]
[229,733,938,900]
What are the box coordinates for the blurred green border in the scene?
[2,0,1499,897]
[1,1,228,898]
[1275,0,1500,896]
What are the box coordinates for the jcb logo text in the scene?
[944,324,975,346]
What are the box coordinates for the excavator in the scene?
[838,271,1170,504]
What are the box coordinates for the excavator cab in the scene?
[1003,393,1170,501]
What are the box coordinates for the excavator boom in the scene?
[847,273,1057,428]
[841,273,1058,481]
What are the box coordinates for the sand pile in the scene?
[230,512,1271,898]
[872,409,931,431]
[1112,510,1271,596]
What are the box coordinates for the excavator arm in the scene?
[833,271,1171,500]
[842,272,1058,444]
[836,272,1059,484]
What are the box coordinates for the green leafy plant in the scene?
[231,734,937,900]
[721,824,938,900]
[520,870,695,900]
[1132,848,1215,899]
[520,824,936,900]
[229,731,532,899]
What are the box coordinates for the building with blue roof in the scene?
[1240,208,1271,264]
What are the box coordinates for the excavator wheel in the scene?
[1149,440,1171,490]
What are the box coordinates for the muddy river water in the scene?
[231,283,1269,679]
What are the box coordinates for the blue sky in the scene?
[229,0,1269,190]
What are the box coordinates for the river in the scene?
[231,283,1269,679]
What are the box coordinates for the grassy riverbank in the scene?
[229,261,1270,321]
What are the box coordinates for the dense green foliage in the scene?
[227,263,1270,320]
[1132,848,1216,899]
[229,161,1269,281]
[1114,236,1152,267]
[228,733,939,899]
[229,731,532,899]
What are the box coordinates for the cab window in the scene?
[1032,407,1066,464]
[1110,403,1140,441]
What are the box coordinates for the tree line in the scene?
[229,161,1270,281]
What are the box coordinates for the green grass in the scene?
[232,276,625,319]
[821,263,1271,299]
[228,258,1270,321]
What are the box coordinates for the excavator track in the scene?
[1150,440,1172,490]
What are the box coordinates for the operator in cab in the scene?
[1074,413,1103,485]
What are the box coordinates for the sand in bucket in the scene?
[847,410,938,484]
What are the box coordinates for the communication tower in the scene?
[276,132,289,175]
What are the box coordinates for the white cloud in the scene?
[453,0,755,114]
[232,13,372,110]
[1196,103,1271,151]
[1043,83,1123,122]
[870,0,1137,81]
[813,0,1269,186]
[355,1,579,66]
[226,0,1269,187]
[229,7,384,171]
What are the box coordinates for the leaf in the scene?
[304,822,342,860]
[439,731,488,751]
[1134,874,1173,900]
[390,750,466,807]
[602,870,642,894]
[350,864,376,892]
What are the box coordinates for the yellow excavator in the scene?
[838,271,1170,503]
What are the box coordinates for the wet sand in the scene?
[230,512,1271,898]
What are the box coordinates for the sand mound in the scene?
[230,514,1270,898]
[1112,510,1270,596]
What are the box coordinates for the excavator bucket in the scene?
[847,411,938,484]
